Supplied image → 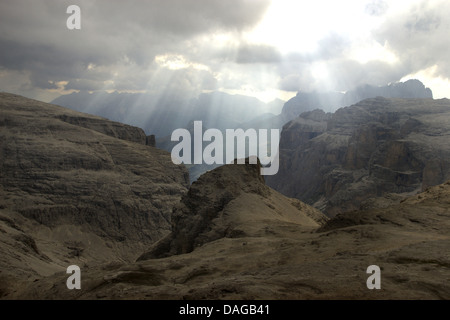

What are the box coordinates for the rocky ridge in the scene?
[267,97,450,216]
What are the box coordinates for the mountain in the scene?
[51,91,284,184]
[266,98,285,115]
[247,80,433,132]
[51,81,431,186]
[51,91,282,138]
[2,92,449,300]
[10,160,450,299]
[267,97,450,216]
[282,79,433,119]
[137,157,327,260]
[0,93,189,295]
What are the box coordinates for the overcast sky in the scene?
[1,0,449,103]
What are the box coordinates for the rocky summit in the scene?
[267,97,450,216]
[0,93,189,296]
[137,157,327,260]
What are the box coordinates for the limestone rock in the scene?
[267,97,450,216]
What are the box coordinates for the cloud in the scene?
[365,0,389,16]
[65,78,108,91]
[88,0,272,36]
[235,44,281,64]
[274,1,449,94]
[315,34,351,60]
[277,55,409,93]
[0,0,270,99]
[374,0,450,78]
[278,74,314,92]
[0,0,449,102]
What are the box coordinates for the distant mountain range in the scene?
[52,91,285,138]
[246,79,433,131]
[52,80,434,182]
[52,80,432,138]
[283,79,433,118]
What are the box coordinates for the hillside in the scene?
[0,93,189,296]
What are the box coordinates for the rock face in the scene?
[267,97,450,216]
[138,158,327,260]
[12,180,450,300]
[0,93,189,288]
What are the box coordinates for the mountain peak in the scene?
[282,80,433,118]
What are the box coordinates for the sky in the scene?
[1,0,450,103]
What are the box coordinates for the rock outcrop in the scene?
[267,97,450,216]
[0,93,189,289]
[138,158,327,260]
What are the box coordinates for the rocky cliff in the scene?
[138,157,327,260]
[0,93,189,291]
[267,97,450,216]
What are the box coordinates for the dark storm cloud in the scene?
[79,0,271,37]
[1,0,448,100]
[0,0,270,94]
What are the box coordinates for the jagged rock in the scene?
[267,97,450,216]
[146,135,156,147]
[0,93,189,284]
[138,158,327,260]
